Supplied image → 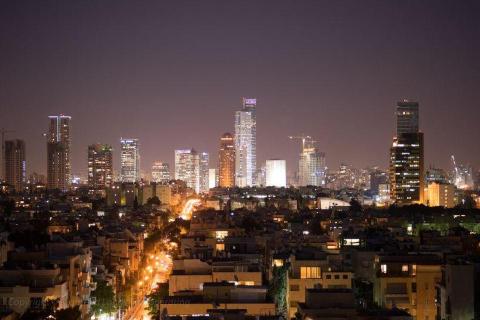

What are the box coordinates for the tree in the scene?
[55,306,81,320]
[146,283,169,318]
[91,281,117,316]
[349,198,362,213]
[268,263,290,318]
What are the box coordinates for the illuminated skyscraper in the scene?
[296,137,326,186]
[151,161,170,183]
[389,100,424,205]
[88,144,113,189]
[235,98,256,187]
[120,138,140,182]
[218,132,235,187]
[4,139,26,191]
[199,152,209,193]
[47,115,71,191]
[265,159,286,188]
[175,149,209,194]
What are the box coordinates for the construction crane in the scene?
[288,135,317,151]
[0,128,15,181]
[451,155,460,186]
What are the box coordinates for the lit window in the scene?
[300,267,321,279]
[216,243,225,251]
[381,264,387,274]
[215,230,228,240]
[402,265,409,272]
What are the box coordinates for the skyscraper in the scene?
[235,98,256,187]
[175,149,209,194]
[296,137,326,186]
[265,159,286,188]
[120,138,140,182]
[47,115,71,191]
[218,132,235,187]
[389,100,424,205]
[151,161,170,183]
[88,144,113,189]
[199,152,209,193]
[4,139,26,191]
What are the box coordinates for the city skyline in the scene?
[1,1,479,178]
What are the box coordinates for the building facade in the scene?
[234,98,256,187]
[47,115,71,191]
[4,139,26,192]
[298,138,326,186]
[175,149,209,194]
[265,159,286,188]
[389,101,424,205]
[120,138,140,183]
[151,161,170,183]
[218,132,235,187]
[87,144,113,189]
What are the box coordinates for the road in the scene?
[126,249,173,320]
[180,198,201,220]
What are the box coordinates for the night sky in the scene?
[1,0,479,178]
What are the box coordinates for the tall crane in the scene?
[0,128,15,181]
[451,155,460,186]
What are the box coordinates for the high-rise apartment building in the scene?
[120,138,140,182]
[389,100,424,205]
[151,161,170,183]
[4,139,26,191]
[265,159,286,188]
[235,98,256,187]
[297,137,326,186]
[199,152,209,194]
[175,149,209,194]
[47,115,71,191]
[218,133,235,187]
[87,144,113,189]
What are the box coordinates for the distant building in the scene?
[208,168,217,189]
[297,137,326,186]
[370,169,388,195]
[151,161,170,183]
[389,100,424,205]
[426,182,455,208]
[265,159,286,188]
[87,144,113,189]
[47,115,71,191]
[120,138,140,182]
[199,152,209,193]
[426,166,449,184]
[4,139,26,191]
[175,149,209,194]
[218,133,235,187]
[235,98,256,187]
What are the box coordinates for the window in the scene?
[343,274,348,279]
[381,264,387,274]
[326,274,332,279]
[411,282,416,293]
[300,267,321,279]
[334,274,340,279]
[290,285,300,291]
[216,243,225,251]
[402,264,409,272]
[412,264,417,275]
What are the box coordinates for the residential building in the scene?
[87,143,113,189]
[120,138,140,182]
[4,139,26,191]
[47,115,71,190]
